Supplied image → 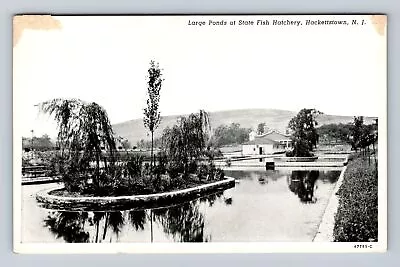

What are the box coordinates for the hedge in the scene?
[333,153,378,242]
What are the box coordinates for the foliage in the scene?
[257,122,266,135]
[349,117,378,153]
[317,123,353,144]
[22,134,56,151]
[333,154,378,242]
[153,152,168,176]
[37,98,117,193]
[161,110,212,177]
[350,116,364,151]
[196,161,224,181]
[203,147,223,159]
[124,153,144,179]
[143,60,163,170]
[22,150,57,167]
[288,108,322,157]
[211,123,252,147]
[136,138,162,150]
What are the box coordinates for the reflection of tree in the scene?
[199,191,224,207]
[44,211,89,243]
[108,211,124,237]
[44,211,126,243]
[92,211,124,242]
[92,212,105,243]
[154,201,210,242]
[128,210,147,231]
[288,171,319,203]
[318,170,341,183]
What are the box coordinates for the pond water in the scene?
[21,168,341,243]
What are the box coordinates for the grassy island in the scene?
[35,61,226,199]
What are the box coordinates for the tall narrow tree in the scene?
[351,116,364,152]
[143,60,163,171]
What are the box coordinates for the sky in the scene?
[13,15,386,138]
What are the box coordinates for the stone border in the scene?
[36,177,236,211]
[313,165,348,242]
[214,155,348,168]
[274,156,318,162]
[216,161,346,168]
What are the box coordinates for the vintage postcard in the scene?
[13,14,387,253]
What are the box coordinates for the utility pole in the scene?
[30,130,34,146]
[30,129,34,160]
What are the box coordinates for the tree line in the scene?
[287,109,378,157]
[22,134,56,151]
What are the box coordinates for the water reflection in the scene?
[42,194,228,243]
[44,211,90,243]
[154,201,210,242]
[199,191,224,207]
[37,169,341,243]
[128,210,147,231]
[44,210,137,243]
[287,171,319,203]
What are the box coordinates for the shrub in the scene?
[125,154,143,178]
[170,175,186,189]
[333,154,378,242]
[285,150,294,157]
[204,148,223,159]
[207,163,216,181]
[142,162,152,176]
[153,153,168,176]
[196,164,209,181]
[188,160,198,174]
[215,168,225,180]
[167,161,184,179]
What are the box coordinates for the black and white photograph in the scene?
[13,14,387,253]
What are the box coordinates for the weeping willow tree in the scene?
[161,110,212,177]
[37,98,116,193]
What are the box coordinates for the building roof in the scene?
[219,145,242,153]
[257,130,292,141]
[243,136,278,145]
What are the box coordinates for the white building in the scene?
[242,130,292,156]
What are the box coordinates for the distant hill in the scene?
[113,108,376,145]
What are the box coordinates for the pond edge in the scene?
[313,165,348,242]
[35,177,236,211]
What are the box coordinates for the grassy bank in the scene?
[333,152,378,242]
